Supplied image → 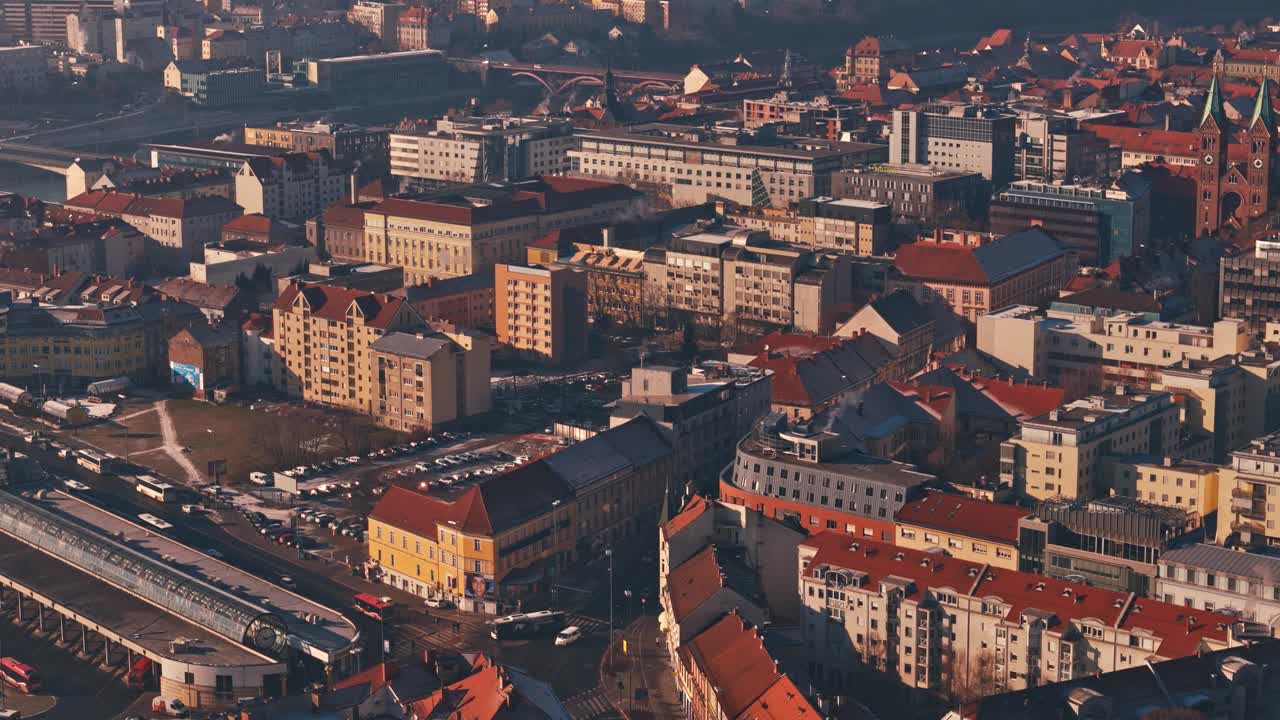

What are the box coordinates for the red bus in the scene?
[353,593,395,622]
[126,657,155,690]
[0,657,42,693]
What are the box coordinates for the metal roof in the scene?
[1160,543,1280,580]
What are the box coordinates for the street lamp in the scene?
[606,547,614,669]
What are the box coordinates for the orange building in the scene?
[494,263,586,365]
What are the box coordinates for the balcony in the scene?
[1231,496,1256,513]
[1232,518,1265,535]
[1232,487,1258,499]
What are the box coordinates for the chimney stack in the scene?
[348,173,359,205]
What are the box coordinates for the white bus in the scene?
[77,450,119,475]
[135,475,179,503]
[137,513,173,531]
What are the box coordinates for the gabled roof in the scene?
[894,490,1028,543]
[154,278,243,310]
[867,290,932,335]
[679,612,817,720]
[893,228,1063,285]
[662,495,710,541]
[274,283,411,330]
[746,333,890,408]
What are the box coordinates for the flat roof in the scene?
[37,490,358,661]
[317,49,443,64]
[575,124,882,161]
[0,530,270,667]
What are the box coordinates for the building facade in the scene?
[493,263,586,366]
[833,164,988,224]
[234,152,350,223]
[890,104,1018,186]
[990,177,1151,266]
[1195,77,1274,236]
[389,116,575,186]
[369,330,490,432]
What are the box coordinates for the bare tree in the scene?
[943,648,999,705]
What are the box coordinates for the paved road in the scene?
[153,400,199,484]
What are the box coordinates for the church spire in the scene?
[1202,75,1225,127]
[1251,77,1275,132]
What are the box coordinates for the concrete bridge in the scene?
[451,57,685,95]
[0,143,103,176]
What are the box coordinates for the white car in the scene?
[181,504,204,515]
[345,456,361,464]
[425,596,453,609]
[555,626,581,646]
[62,479,90,492]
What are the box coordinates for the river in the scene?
[0,161,69,202]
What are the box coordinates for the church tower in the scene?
[1246,78,1275,220]
[1196,76,1227,235]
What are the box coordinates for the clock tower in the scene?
[1196,75,1227,236]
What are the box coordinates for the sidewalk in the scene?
[601,614,685,720]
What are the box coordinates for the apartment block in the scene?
[613,364,772,494]
[188,238,317,287]
[389,116,575,185]
[888,227,1071,322]
[890,103,1018,186]
[1216,433,1280,548]
[62,190,244,271]
[305,50,446,99]
[832,164,988,224]
[893,491,1027,570]
[976,305,1251,388]
[799,532,1242,699]
[720,204,817,246]
[742,92,857,139]
[570,123,885,208]
[1103,455,1219,516]
[556,245,646,328]
[718,412,932,540]
[361,177,643,284]
[271,283,422,412]
[392,272,494,330]
[493,263,586,366]
[0,45,48,91]
[347,0,404,45]
[369,330,491,433]
[999,388,1182,502]
[990,176,1151,266]
[1156,543,1280,630]
[244,121,389,165]
[1219,239,1280,334]
[796,197,892,256]
[234,152,350,223]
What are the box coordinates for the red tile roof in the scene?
[679,612,814,720]
[893,242,988,284]
[800,532,1238,660]
[894,491,1027,544]
[274,283,412,330]
[64,191,241,219]
[662,495,711,541]
[368,485,493,537]
[972,28,1013,52]
[223,213,274,235]
[667,544,726,622]
[734,673,818,720]
[971,376,1066,420]
[1084,125,1198,160]
[1107,39,1158,60]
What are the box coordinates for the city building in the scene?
[369,330,490,432]
[720,204,817,246]
[154,277,250,322]
[368,416,671,609]
[990,176,1152,266]
[0,45,48,91]
[1195,77,1274,235]
[889,103,1018,186]
[1,0,113,42]
[0,218,147,278]
[347,0,405,46]
[613,364,772,495]
[271,283,423,412]
[62,191,244,270]
[834,290,936,381]
[1215,432,1280,548]
[893,491,1027,570]
[718,412,933,540]
[308,200,376,263]
[1219,239,1280,333]
[1213,46,1280,83]
[888,227,1071,322]
[796,197,892,256]
[389,116,575,186]
[234,152,351,223]
[240,313,279,389]
[220,214,303,245]
[556,244,646,328]
[493,263,586,366]
[1017,495,1199,596]
[999,388,1182,502]
[162,60,264,106]
[1013,111,1114,183]
[148,142,290,172]
[1156,543,1280,631]
[188,237,317,288]
[976,305,1251,389]
[570,123,886,208]
[742,93,857,140]
[360,177,643,284]
[392,272,494,330]
[243,122,389,165]
[799,531,1242,699]
[1103,455,1220,516]
[168,322,241,399]
[832,164,988,224]
[305,49,446,99]
[730,332,891,420]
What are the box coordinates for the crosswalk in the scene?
[564,687,622,720]
[391,622,471,656]
[564,614,609,634]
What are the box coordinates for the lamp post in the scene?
[606,547,614,669]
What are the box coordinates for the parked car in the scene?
[425,596,453,609]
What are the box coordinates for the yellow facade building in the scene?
[1104,456,1219,517]
[893,491,1027,570]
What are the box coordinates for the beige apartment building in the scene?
[720,204,817,246]
[1103,455,1219,516]
[235,152,351,223]
[494,263,587,366]
[893,491,1027,570]
[244,121,388,165]
[800,533,1242,699]
[570,123,885,208]
[1216,433,1280,547]
[369,330,491,432]
[271,283,422,412]
[1000,388,1182,502]
[977,305,1251,389]
[348,0,405,45]
[389,115,575,185]
[361,178,643,284]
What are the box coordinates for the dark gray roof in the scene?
[542,416,671,492]
[971,227,1065,284]
[913,365,1013,422]
[369,331,452,360]
[1161,543,1280,580]
[868,291,932,335]
[394,271,494,301]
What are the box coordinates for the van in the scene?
[250,472,270,486]
[126,657,154,690]
[554,626,581,646]
[151,697,190,717]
